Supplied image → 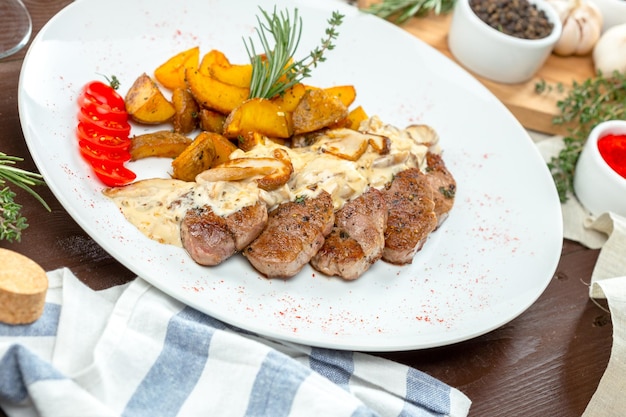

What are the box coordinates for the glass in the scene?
[0,0,32,59]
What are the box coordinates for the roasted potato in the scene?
[185,68,249,115]
[209,62,252,88]
[204,131,238,167]
[270,83,309,112]
[198,49,231,75]
[223,98,293,141]
[171,131,217,182]
[198,108,226,134]
[292,89,348,135]
[154,46,200,90]
[125,73,176,124]
[324,85,357,108]
[171,88,199,134]
[345,105,369,130]
[130,131,192,160]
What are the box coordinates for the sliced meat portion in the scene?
[244,191,334,279]
[311,187,388,280]
[425,151,456,228]
[180,201,268,266]
[382,168,437,265]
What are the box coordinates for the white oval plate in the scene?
[18,0,563,351]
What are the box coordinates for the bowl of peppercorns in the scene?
[448,0,562,84]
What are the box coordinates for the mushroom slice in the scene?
[405,124,439,147]
[196,149,293,191]
[320,128,392,161]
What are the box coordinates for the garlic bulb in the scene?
[593,23,626,74]
[547,0,603,56]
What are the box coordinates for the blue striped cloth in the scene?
[0,268,471,417]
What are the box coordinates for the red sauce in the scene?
[597,133,626,179]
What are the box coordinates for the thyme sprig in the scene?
[244,7,344,99]
[537,71,626,202]
[363,0,456,24]
[0,153,50,242]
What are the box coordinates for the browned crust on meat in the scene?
[311,188,387,280]
[244,191,335,279]
[425,151,456,228]
[181,207,236,266]
[180,201,268,266]
[382,168,437,265]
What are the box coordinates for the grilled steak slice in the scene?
[311,188,387,280]
[425,151,456,228]
[244,191,334,279]
[180,201,268,266]
[382,168,437,265]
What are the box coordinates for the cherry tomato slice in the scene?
[79,94,128,124]
[81,80,126,110]
[90,162,137,187]
[76,122,131,152]
[77,107,131,137]
[78,140,131,166]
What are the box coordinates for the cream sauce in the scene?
[104,116,439,247]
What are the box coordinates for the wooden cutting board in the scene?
[396,13,596,135]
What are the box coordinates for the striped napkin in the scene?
[0,268,471,417]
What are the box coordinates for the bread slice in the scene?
[0,248,48,324]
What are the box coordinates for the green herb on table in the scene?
[0,153,50,242]
[244,7,344,100]
[363,0,456,24]
[536,71,626,202]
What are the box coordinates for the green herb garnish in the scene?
[537,71,626,202]
[244,7,344,99]
[363,0,456,24]
[0,153,50,242]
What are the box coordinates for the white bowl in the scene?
[448,0,562,84]
[574,120,626,217]
[590,0,626,32]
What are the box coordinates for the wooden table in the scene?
[0,2,611,416]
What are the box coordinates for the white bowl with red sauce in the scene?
[574,120,626,217]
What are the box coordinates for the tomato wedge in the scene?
[81,80,126,110]
[76,122,131,152]
[78,140,132,166]
[91,162,137,187]
[78,107,131,137]
[76,80,135,186]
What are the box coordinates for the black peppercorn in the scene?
[469,0,554,40]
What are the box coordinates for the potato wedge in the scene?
[186,68,249,115]
[292,89,348,135]
[223,98,293,141]
[154,46,200,90]
[345,105,368,130]
[198,108,226,134]
[209,62,252,88]
[125,73,176,124]
[324,85,356,108]
[270,83,308,112]
[171,88,199,134]
[200,131,238,168]
[236,131,266,153]
[130,131,192,160]
[198,49,230,75]
[171,132,217,182]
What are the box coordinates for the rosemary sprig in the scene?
[537,71,626,202]
[0,153,50,242]
[244,7,344,99]
[363,0,456,24]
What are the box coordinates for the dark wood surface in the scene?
[0,2,611,416]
